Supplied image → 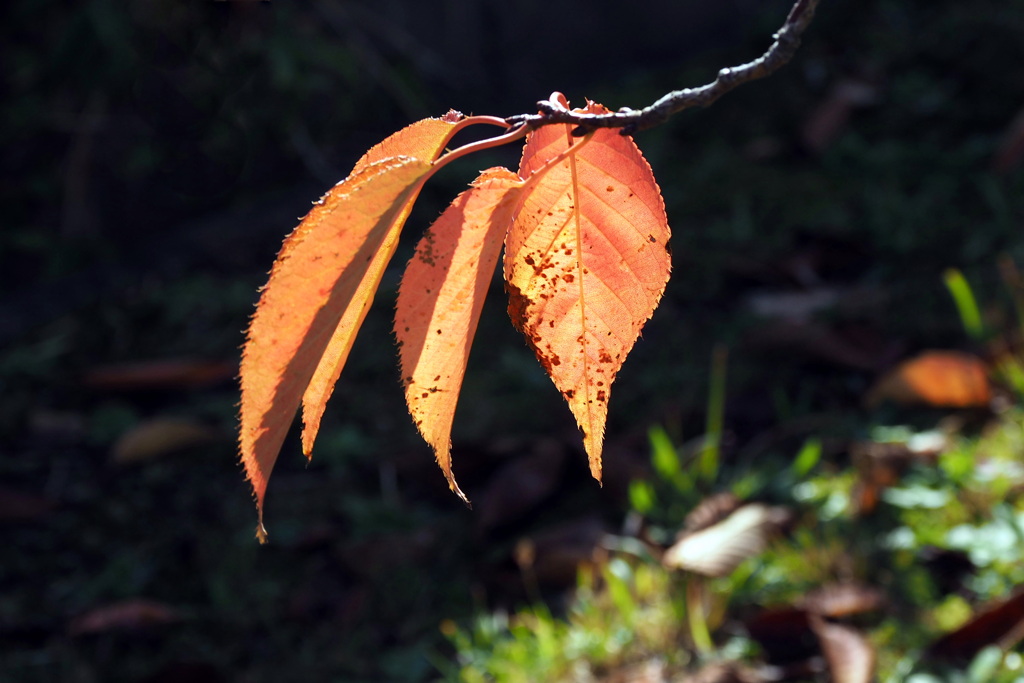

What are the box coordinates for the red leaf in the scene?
[504,95,671,480]
[395,167,525,501]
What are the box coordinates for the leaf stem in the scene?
[432,124,528,173]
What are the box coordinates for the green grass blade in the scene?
[943,268,985,340]
[699,345,728,485]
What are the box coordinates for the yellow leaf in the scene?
[240,156,433,541]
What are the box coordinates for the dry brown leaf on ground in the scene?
[112,417,222,464]
[82,358,237,391]
[926,587,1024,662]
[801,582,885,618]
[69,598,181,636]
[663,502,793,577]
[809,615,875,683]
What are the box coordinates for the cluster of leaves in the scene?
[239,95,672,538]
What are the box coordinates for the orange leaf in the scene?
[350,111,463,175]
[240,156,434,541]
[504,96,671,481]
[867,350,992,408]
[301,116,463,458]
[395,167,525,501]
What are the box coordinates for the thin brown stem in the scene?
[506,0,820,135]
[431,123,528,173]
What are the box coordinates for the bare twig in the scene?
[506,0,820,135]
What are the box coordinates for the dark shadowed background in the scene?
[3,0,1023,681]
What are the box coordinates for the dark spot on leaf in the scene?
[648,234,656,243]
[597,390,607,402]
[565,389,575,399]
[599,351,613,363]
[563,274,575,283]
[436,329,442,335]
[606,186,614,192]
[421,392,429,398]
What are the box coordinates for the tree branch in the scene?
[506,0,820,136]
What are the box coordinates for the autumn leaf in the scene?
[504,95,672,481]
[662,502,793,577]
[809,616,876,683]
[112,416,221,464]
[866,350,992,408]
[240,156,435,541]
[926,588,1024,662]
[395,167,525,502]
[301,115,464,459]
[69,599,181,636]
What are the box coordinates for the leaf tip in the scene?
[255,522,268,544]
[447,474,472,508]
[588,451,604,485]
